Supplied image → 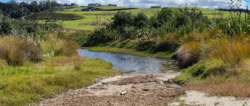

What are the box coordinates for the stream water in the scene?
[78,49,180,75]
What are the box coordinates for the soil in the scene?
[34,73,184,106]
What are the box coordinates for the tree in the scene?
[133,12,149,28]
[111,11,133,28]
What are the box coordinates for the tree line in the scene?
[0,0,63,18]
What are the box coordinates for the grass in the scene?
[0,56,122,105]
[40,33,80,56]
[96,6,133,10]
[186,73,250,97]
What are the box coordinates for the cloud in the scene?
[17,0,248,9]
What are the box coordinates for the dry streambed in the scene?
[35,73,184,106]
[32,73,250,106]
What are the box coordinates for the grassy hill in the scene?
[58,6,244,30]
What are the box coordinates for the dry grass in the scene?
[0,36,41,66]
[40,33,80,56]
[177,41,200,68]
[175,30,250,97]
[186,74,250,97]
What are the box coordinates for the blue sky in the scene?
[1,0,250,9]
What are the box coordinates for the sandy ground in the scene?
[175,91,250,106]
[34,73,184,106]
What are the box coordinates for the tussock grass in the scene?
[177,41,200,68]
[175,31,250,97]
[40,33,80,56]
[0,36,41,66]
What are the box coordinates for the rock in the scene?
[142,89,149,91]
[120,91,127,95]
[170,102,181,106]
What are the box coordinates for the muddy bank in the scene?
[35,74,184,106]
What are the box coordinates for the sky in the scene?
[1,0,250,9]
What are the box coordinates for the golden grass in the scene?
[40,33,80,56]
[177,41,200,68]
[0,36,41,66]
[187,74,250,97]
[174,30,250,97]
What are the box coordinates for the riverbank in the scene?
[0,56,122,105]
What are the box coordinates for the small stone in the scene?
[142,89,149,91]
[131,86,136,88]
[215,102,219,105]
[171,102,180,106]
[120,91,127,95]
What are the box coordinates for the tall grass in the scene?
[40,33,80,56]
[0,36,41,66]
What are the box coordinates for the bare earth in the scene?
[33,72,250,106]
[35,73,184,106]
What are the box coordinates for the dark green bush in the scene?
[110,11,133,29]
[133,12,149,28]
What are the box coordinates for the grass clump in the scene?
[177,41,200,68]
[40,33,80,56]
[0,36,41,66]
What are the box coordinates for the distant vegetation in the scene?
[25,12,84,20]
[0,0,64,18]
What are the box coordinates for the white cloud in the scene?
[17,0,248,9]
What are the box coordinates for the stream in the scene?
[78,49,180,75]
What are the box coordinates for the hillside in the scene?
[58,6,244,30]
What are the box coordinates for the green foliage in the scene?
[110,11,133,29]
[133,12,149,28]
[0,0,63,18]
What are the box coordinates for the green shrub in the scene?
[133,12,149,28]
[110,11,133,29]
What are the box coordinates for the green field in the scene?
[59,6,245,30]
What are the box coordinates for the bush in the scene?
[133,12,149,28]
[0,36,41,66]
[110,11,133,29]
